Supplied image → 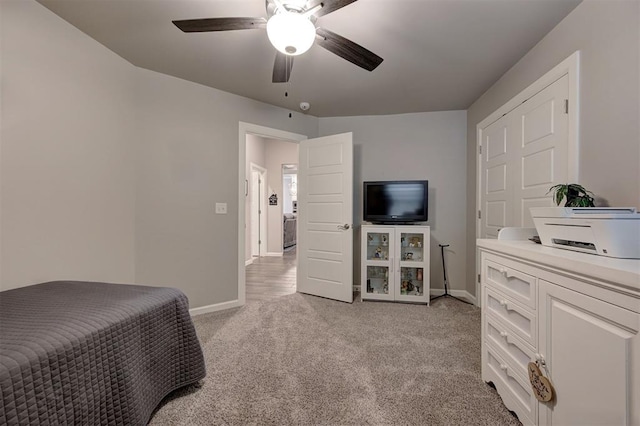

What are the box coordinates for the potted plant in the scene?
[548,183,595,207]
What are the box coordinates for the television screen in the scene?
[363,180,428,223]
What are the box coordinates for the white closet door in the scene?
[479,75,569,237]
[512,75,569,228]
[480,114,512,239]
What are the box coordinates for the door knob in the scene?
[337,224,350,230]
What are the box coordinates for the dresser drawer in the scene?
[485,313,536,381]
[484,344,537,426]
[484,258,537,310]
[484,287,537,347]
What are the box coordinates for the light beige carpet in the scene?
[149,293,521,425]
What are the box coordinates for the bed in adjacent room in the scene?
[0,281,205,426]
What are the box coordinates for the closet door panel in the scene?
[479,74,570,234]
[481,115,511,238]
[513,75,569,228]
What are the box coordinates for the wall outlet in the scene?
[215,203,227,214]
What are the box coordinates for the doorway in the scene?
[245,140,299,302]
[282,164,297,252]
[238,123,307,305]
[238,124,355,305]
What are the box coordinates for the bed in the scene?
[0,281,206,425]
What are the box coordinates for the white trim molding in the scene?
[429,289,478,306]
[249,162,268,258]
[189,299,243,316]
[265,252,284,257]
[476,51,580,153]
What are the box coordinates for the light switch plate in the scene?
[215,203,227,214]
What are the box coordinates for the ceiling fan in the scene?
[172,0,383,83]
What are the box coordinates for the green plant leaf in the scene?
[548,183,596,207]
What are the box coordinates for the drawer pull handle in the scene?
[499,364,508,371]
[535,353,547,368]
[499,300,509,309]
[499,268,513,279]
[500,331,508,338]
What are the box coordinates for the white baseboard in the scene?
[354,284,477,306]
[245,258,254,266]
[189,299,243,316]
[429,288,477,305]
[265,252,283,257]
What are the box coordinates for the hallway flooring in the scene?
[245,247,297,302]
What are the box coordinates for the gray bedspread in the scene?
[0,281,206,425]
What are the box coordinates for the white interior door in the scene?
[297,133,353,303]
[480,114,512,239]
[512,74,569,229]
[250,165,267,257]
[479,74,569,238]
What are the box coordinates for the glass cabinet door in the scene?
[361,225,429,303]
[365,231,390,261]
[396,228,429,302]
[362,228,394,300]
[365,266,390,295]
[399,232,424,262]
[399,267,424,296]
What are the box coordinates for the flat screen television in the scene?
[363,180,428,224]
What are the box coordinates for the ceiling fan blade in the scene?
[316,28,383,71]
[172,17,267,33]
[273,52,294,83]
[307,0,359,17]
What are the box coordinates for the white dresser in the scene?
[477,239,640,426]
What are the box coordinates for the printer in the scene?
[530,207,640,259]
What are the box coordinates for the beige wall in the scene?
[319,111,469,298]
[465,0,640,297]
[1,0,136,290]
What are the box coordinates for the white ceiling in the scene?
[36,0,581,117]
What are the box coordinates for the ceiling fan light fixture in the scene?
[266,12,316,56]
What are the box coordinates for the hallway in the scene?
[245,247,296,302]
